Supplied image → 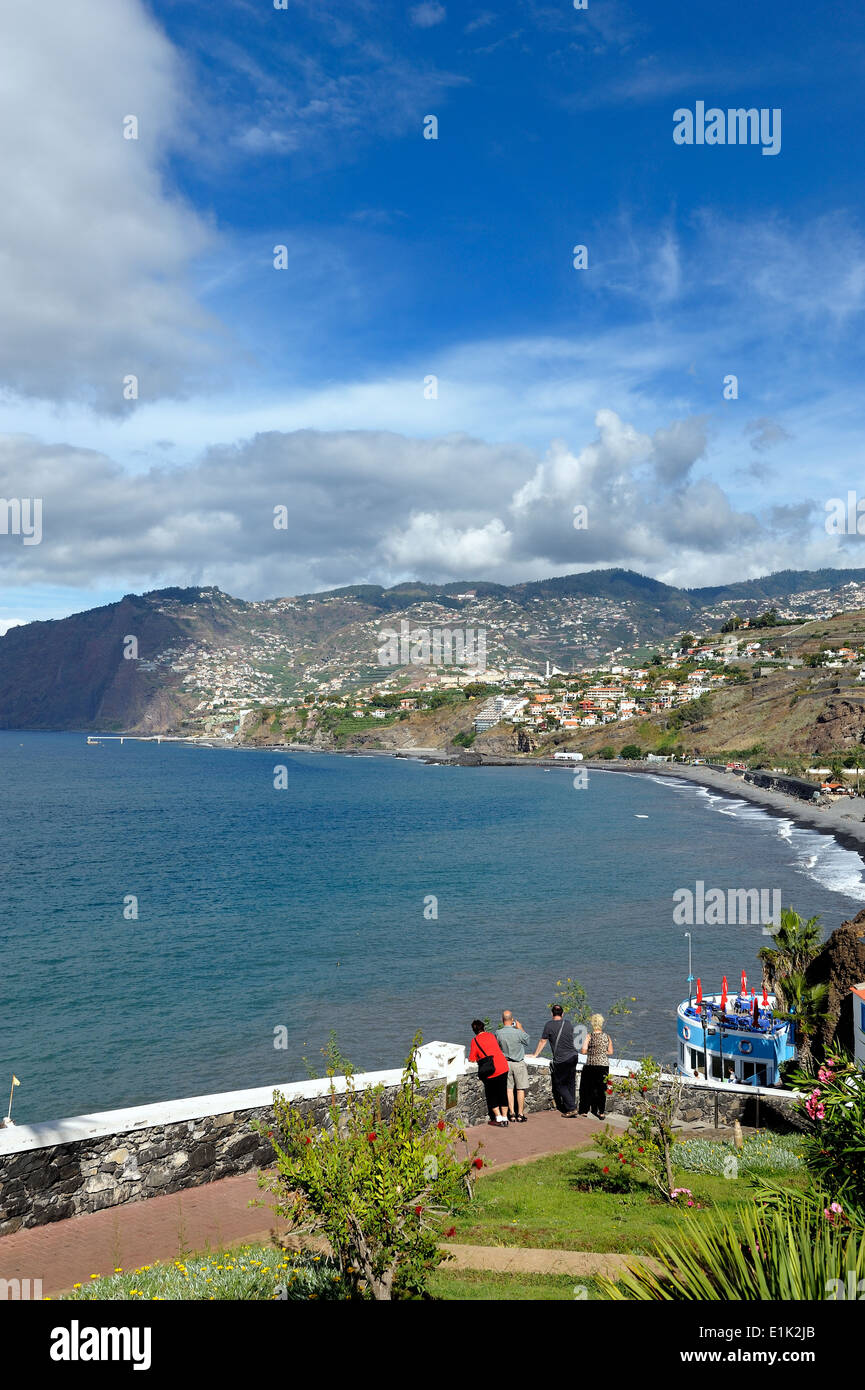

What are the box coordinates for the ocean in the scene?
[3,731,865,1124]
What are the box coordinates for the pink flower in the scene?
[805,1088,824,1120]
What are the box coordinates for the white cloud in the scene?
[0,0,225,411]
[410,2,447,28]
[2,407,860,603]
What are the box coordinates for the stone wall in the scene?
[610,1076,804,1132]
[0,1080,446,1238]
[0,1048,802,1237]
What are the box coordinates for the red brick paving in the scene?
[0,1108,604,1296]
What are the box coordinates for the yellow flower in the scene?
[73,1283,82,1290]
[114,1267,122,1273]
[89,1274,99,1280]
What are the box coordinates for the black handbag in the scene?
[474,1037,496,1081]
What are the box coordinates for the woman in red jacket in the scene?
[469,1018,511,1126]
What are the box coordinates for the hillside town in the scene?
[142,610,865,741]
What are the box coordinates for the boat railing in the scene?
[681,1003,787,1035]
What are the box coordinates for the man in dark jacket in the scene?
[531,1005,579,1116]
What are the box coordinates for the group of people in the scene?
[468,1005,614,1126]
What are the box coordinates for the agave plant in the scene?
[597,1192,865,1301]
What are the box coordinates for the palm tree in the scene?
[829,754,846,785]
[758,907,823,1006]
[771,972,829,1069]
[848,743,865,793]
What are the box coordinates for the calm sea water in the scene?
[3,731,865,1124]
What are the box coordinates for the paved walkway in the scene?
[441,1244,644,1279]
[0,1109,605,1296]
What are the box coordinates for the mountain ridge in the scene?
[4,565,865,733]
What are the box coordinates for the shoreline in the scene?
[585,760,865,866]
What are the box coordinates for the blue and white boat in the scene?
[676,985,797,1087]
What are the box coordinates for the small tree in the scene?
[597,1057,683,1200]
[620,744,642,759]
[549,978,634,1031]
[256,1035,478,1300]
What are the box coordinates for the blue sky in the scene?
[1,0,865,627]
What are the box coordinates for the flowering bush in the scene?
[596,1057,683,1201]
[789,1053,865,1219]
[256,1034,478,1300]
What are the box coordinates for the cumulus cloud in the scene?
[1,410,855,602]
[0,0,226,411]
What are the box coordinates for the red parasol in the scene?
[741,969,747,994]
[721,975,728,1012]
[696,978,702,1008]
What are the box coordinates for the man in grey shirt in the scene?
[497,1009,530,1122]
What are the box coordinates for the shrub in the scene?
[673,1133,804,1178]
[597,1058,682,1200]
[788,1053,865,1220]
[256,1035,478,1300]
[571,1161,638,1194]
[620,744,642,759]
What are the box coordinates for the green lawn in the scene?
[429,1269,605,1301]
[451,1148,807,1254]
[63,1139,809,1301]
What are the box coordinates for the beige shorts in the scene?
[507,1060,529,1091]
